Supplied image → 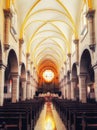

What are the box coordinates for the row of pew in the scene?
[52,98,97,130]
[0,97,45,130]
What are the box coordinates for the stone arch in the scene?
[71,63,79,100]
[79,49,95,102]
[19,63,26,101]
[4,49,18,103]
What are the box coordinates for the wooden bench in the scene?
[0,97,45,130]
[52,98,97,130]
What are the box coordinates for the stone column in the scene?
[71,78,77,100]
[21,78,26,100]
[67,80,71,100]
[26,80,31,99]
[79,73,87,103]
[61,67,64,97]
[19,39,24,65]
[61,79,64,97]
[30,75,33,99]
[26,71,31,99]
[3,9,11,50]
[26,53,30,71]
[32,67,37,96]
[73,39,79,64]
[64,75,67,99]
[67,53,71,71]
[86,10,96,51]
[0,64,6,106]
[11,73,19,103]
[93,66,97,101]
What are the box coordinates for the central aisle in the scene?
[34,102,66,130]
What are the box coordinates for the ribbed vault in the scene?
[7,0,93,86]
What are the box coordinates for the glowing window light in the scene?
[43,70,54,82]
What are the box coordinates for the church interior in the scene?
[0,0,97,130]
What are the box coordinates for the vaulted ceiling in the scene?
[14,0,92,78]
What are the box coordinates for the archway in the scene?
[4,49,18,103]
[71,63,79,101]
[80,49,95,102]
[19,63,26,101]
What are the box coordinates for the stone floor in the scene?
[34,102,66,130]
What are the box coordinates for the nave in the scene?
[35,101,66,130]
[1,0,97,130]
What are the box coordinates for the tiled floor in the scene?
[34,102,66,130]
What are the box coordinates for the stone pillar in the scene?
[19,39,24,65]
[64,75,67,99]
[67,53,71,71]
[61,79,64,97]
[26,71,31,99]
[11,73,19,103]
[26,80,31,99]
[71,78,77,100]
[21,78,26,100]
[3,9,11,50]
[30,75,33,99]
[26,53,30,71]
[93,66,97,101]
[79,73,87,103]
[61,67,64,97]
[0,64,6,106]
[86,10,96,51]
[67,81,71,100]
[73,39,79,64]
[63,62,67,99]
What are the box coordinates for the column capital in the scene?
[11,72,19,78]
[67,80,71,84]
[64,61,67,65]
[67,53,71,57]
[64,75,67,78]
[19,38,24,44]
[4,44,10,50]
[31,61,33,65]
[67,70,71,74]
[27,80,30,84]
[0,63,6,69]
[86,10,95,20]
[3,9,12,19]
[79,72,87,77]
[21,78,26,82]
[92,62,97,70]
[89,44,96,52]
[71,77,77,82]
[73,39,79,44]
[26,53,30,58]
[33,66,35,69]
[27,70,30,74]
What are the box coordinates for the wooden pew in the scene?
[0,97,45,130]
[68,108,97,130]
[52,98,97,130]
